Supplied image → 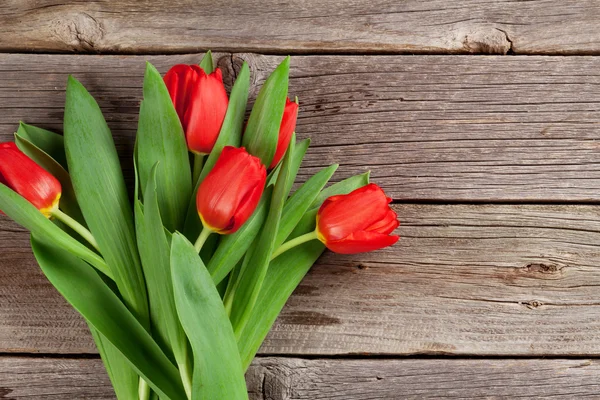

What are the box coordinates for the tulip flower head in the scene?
[196,146,266,235]
[316,183,399,254]
[0,142,61,217]
[269,98,299,169]
[164,64,229,155]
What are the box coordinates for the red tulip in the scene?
[316,183,399,254]
[0,142,61,217]
[164,65,229,154]
[196,146,266,234]
[269,98,299,169]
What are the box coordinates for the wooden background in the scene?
[2,1,600,398]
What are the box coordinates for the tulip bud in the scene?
[0,142,61,217]
[164,64,229,155]
[316,184,399,254]
[269,98,299,169]
[196,146,266,235]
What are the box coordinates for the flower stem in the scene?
[270,231,319,261]
[194,227,212,254]
[192,153,205,187]
[51,208,100,252]
[138,378,151,400]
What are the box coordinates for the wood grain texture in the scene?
[2,356,600,399]
[2,53,600,201]
[4,204,600,356]
[2,1,600,54]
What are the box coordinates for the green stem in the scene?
[138,378,151,400]
[51,208,101,252]
[270,230,319,261]
[194,227,212,254]
[177,356,193,400]
[51,208,114,280]
[192,153,205,187]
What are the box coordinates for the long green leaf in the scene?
[64,76,148,326]
[137,62,192,232]
[275,164,338,248]
[183,62,250,240]
[135,164,189,374]
[237,173,370,369]
[207,185,272,285]
[14,133,83,223]
[0,183,111,278]
[17,122,67,169]
[229,136,295,337]
[89,326,139,400]
[171,233,248,400]
[242,56,290,167]
[31,237,187,400]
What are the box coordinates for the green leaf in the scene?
[89,326,139,400]
[14,133,84,223]
[275,164,338,249]
[242,56,290,167]
[64,76,148,327]
[199,50,214,73]
[17,122,67,169]
[135,164,189,374]
[228,136,295,337]
[183,62,250,239]
[237,172,370,369]
[31,237,187,400]
[170,233,248,400]
[207,185,272,285]
[137,62,192,232]
[0,182,111,278]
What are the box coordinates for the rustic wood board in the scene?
[2,53,600,201]
[2,356,599,399]
[3,204,600,356]
[2,1,600,54]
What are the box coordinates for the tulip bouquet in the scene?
[0,52,399,399]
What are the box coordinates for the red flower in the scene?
[196,146,266,234]
[316,184,399,254]
[269,98,299,169]
[164,65,229,154]
[0,142,61,217]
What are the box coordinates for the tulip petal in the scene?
[317,183,390,241]
[325,230,399,254]
[197,146,266,234]
[0,142,62,214]
[269,98,299,169]
[366,208,399,235]
[184,68,229,155]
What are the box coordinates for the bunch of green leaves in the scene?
[0,52,369,400]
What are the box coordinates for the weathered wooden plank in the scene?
[2,356,600,399]
[2,1,600,54]
[2,53,600,201]
[3,204,600,356]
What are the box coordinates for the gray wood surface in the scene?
[2,356,600,399]
[2,53,600,201]
[2,1,600,54]
[4,204,600,356]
